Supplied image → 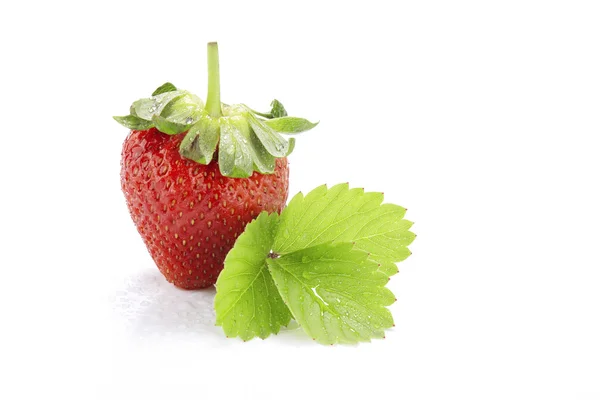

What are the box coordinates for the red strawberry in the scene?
[114,43,317,289]
[121,128,289,289]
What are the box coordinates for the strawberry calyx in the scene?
[114,42,318,178]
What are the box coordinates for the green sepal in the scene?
[151,115,191,135]
[285,137,296,156]
[160,92,204,125]
[269,99,288,118]
[247,127,277,174]
[129,103,138,117]
[152,82,177,96]
[176,105,306,176]
[265,117,319,134]
[132,90,189,121]
[218,116,255,177]
[179,116,220,164]
[115,80,315,178]
[113,115,154,130]
[246,111,292,158]
[251,99,288,119]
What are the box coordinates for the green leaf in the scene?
[265,117,319,134]
[273,183,415,275]
[377,259,400,277]
[152,115,191,135]
[214,183,415,343]
[215,212,292,341]
[179,116,220,164]
[113,115,154,130]
[152,82,177,96]
[267,242,395,345]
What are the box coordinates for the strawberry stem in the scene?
[205,42,222,118]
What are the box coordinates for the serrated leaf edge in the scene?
[266,244,394,345]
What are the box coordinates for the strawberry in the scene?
[121,128,289,289]
[115,43,317,289]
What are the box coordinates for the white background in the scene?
[1,1,599,399]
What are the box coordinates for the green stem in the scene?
[205,42,222,118]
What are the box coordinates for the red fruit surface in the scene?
[121,128,289,289]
